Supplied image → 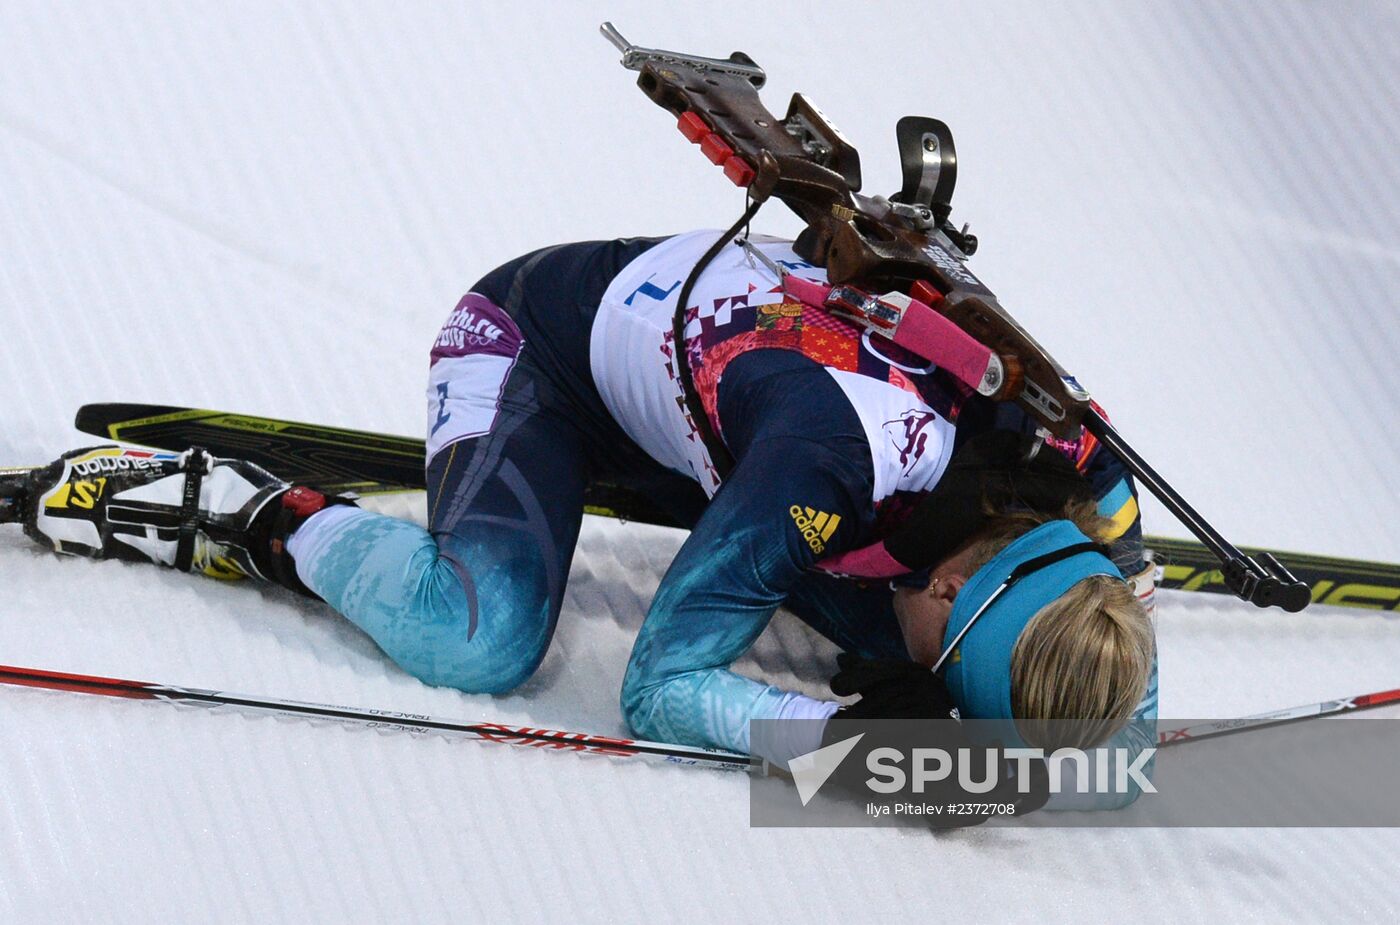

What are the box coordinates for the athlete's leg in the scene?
[292,236,675,693]
[289,295,587,694]
[288,236,667,692]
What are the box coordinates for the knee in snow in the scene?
[618,672,665,740]
[412,653,536,696]
[399,567,552,695]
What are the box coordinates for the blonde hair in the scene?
[965,499,1154,750]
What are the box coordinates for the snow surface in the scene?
[2,2,1400,921]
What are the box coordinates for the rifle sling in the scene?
[671,200,764,482]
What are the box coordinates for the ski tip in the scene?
[74,403,190,439]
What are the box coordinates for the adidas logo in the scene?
[789,505,841,555]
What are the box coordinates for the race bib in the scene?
[426,293,525,460]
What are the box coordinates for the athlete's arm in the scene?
[619,431,871,764]
[619,352,876,767]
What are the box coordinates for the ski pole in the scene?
[0,663,757,773]
[6,662,1398,767]
[1156,687,1400,746]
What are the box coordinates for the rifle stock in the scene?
[601,23,1310,610]
[616,29,1089,438]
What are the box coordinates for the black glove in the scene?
[828,653,959,721]
[825,654,1050,824]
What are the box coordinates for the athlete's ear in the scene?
[935,574,966,604]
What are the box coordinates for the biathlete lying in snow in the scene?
[18,231,1157,809]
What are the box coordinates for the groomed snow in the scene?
[2,2,1398,921]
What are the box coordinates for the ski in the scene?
[74,402,1400,612]
[71,402,682,527]
[0,663,757,773]
[73,403,426,495]
[1147,536,1400,612]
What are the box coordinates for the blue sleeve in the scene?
[619,350,879,757]
[1084,455,1146,574]
[619,429,873,756]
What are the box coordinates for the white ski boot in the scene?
[20,445,348,594]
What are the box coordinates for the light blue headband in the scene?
[936,520,1122,742]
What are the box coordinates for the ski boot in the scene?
[17,445,351,596]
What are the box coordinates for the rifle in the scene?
[601,23,1309,612]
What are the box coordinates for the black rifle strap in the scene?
[672,199,764,481]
